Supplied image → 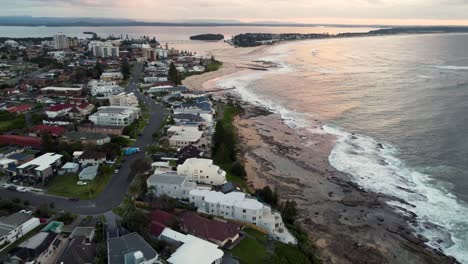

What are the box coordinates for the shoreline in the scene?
[183,52,459,264]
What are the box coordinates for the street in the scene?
[0,62,166,215]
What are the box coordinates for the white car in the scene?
[16,187,27,193]
[114,169,120,174]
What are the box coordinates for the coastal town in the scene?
[0,32,308,264]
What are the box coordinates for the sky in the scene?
[2,0,468,26]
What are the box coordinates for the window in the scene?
[252,217,256,220]
[242,209,246,213]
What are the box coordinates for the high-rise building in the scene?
[53,33,69,50]
[89,41,120,58]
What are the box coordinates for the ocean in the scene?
[1,26,467,262]
[214,33,468,263]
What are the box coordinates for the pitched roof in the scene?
[149,210,176,236]
[47,104,74,112]
[7,104,32,113]
[180,212,241,243]
[0,135,42,149]
[78,151,106,160]
[62,131,109,141]
[107,233,158,264]
[31,125,67,137]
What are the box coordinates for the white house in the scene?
[88,80,124,97]
[88,107,139,127]
[100,72,123,81]
[109,92,139,107]
[59,162,79,175]
[189,189,297,245]
[17,153,63,183]
[146,173,197,199]
[168,126,209,150]
[0,211,40,245]
[78,151,106,167]
[79,165,99,181]
[177,158,226,186]
[160,228,223,264]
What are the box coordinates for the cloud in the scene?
[4,0,468,24]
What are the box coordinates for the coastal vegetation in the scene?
[231,26,468,47]
[189,34,224,41]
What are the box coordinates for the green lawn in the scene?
[47,166,114,199]
[244,227,268,243]
[232,236,268,264]
[272,242,313,264]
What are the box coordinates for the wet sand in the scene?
[183,46,458,264]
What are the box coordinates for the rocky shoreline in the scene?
[230,100,458,264]
[181,45,459,263]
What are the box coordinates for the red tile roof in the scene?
[47,104,74,112]
[149,210,177,236]
[180,212,241,243]
[0,135,42,149]
[7,104,32,113]
[31,125,67,137]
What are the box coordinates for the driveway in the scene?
[0,62,166,215]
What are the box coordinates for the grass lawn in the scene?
[244,227,268,243]
[272,242,313,264]
[232,236,268,264]
[47,166,114,199]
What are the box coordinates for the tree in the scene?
[231,161,247,178]
[256,186,279,207]
[121,59,131,80]
[130,158,151,174]
[94,61,103,78]
[282,200,298,225]
[168,62,181,85]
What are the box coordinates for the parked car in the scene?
[114,169,119,174]
[16,187,27,193]
[68,197,80,202]
[6,186,17,191]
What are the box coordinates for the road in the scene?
[0,62,166,215]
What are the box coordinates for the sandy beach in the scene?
[182,45,458,264]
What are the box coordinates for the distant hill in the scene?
[190,34,224,41]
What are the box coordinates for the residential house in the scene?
[59,162,79,175]
[149,210,177,237]
[189,189,297,244]
[17,153,63,184]
[179,212,241,247]
[78,151,106,166]
[88,106,140,127]
[0,211,40,245]
[107,233,160,264]
[0,135,42,149]
[176,145,202,165]
[61,131,111,146]
[30,125,67,137]
[7,104,33,114]
[41,87,83,97]
[146,173,197,199]
[168,126,208,150]
[78,124,124,136]
[88,80,124,97]
[100,72,123,81]
[78,165,99,181]
[56,227,97,264]
[8,231,64,264]
[177,158,226,186]
[109,92,139,107]
[159,228,224,264]
[45,104,74,119]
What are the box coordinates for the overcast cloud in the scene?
[3,0,468,25]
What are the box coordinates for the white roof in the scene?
[162,228,224,264]
[73,151,84,157]
[41,87,82,91]
[190,189,264,210]
[17,153,63,171]
[19,232,49,249]
[0,158,16,166]
[61,162,79,169]
[182,158,214,167]
[169,126,203,142]
[168,235,223,264]
[161,228,189,243]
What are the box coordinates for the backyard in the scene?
[46,165,114,199]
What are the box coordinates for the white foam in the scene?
[431,65,468,71]
[323,124,468,263]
